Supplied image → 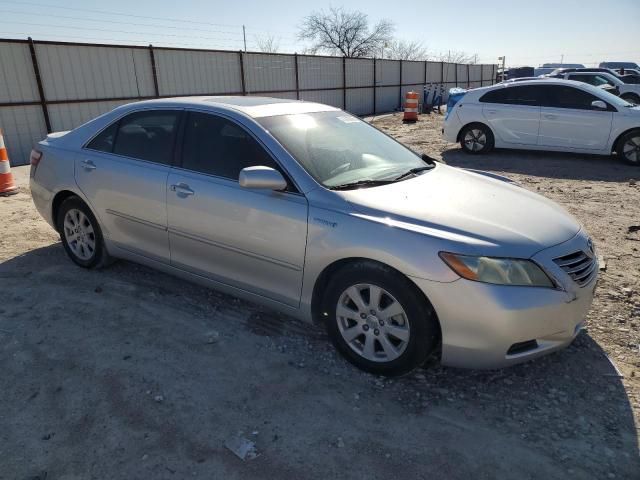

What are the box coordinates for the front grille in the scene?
[553,250,596,287]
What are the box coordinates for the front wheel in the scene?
[322,261,439,376]
[460,123,494,154]
[617,130,640,165]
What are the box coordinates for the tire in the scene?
[617,130,640,166]
[620,93,640,105]
[321,261,439,376]
[56,196,111,268]
[460,123,494,154]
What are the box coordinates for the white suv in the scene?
[442,79,640,165]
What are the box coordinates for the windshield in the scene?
[258,111,430,188]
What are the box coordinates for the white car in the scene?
[554,71,640,104]
[443,79,640,165]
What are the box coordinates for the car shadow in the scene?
[441,147,638,182]
[1,244,639,477]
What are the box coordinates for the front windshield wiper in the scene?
[392,165,434,181]
[329,179,395,190]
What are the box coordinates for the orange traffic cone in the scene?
[0,129,18,196]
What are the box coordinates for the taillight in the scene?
[30,149,42,177]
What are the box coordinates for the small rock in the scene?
[142,454,148,460]
[225,435,259,461]
[621,287,633,297]
[336,437,345,448]
[206,331,220,344]
[630,179,637,186]
[154,395,164,403]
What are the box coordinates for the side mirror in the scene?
[239,166,287,191]
[591,100,607,110]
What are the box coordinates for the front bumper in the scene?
[411,230,597,369]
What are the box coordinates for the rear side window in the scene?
[112,111,180,164]
[542,85,605,110]
[479,86,544,106]
[86,122,118,153]
[567,74,612,87]
[181,111,282,181]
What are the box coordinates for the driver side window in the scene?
[181,111,285,182]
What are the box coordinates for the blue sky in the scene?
[1,0,639,66]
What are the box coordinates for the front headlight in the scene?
[439,252,555,288]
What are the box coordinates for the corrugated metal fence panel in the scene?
[376,86,398,112]
[0,105,47,165]
[468,65,481,88]
[299,89,342,109]
[244,53,295,93]
[0,42,39,103]
[456,64,468,87]
[346,88,373,115]
[298,56,342,90]
[249,91,297,100]
[402,61,424,85]
[426,62,443,84]
[155,49,242,96]
[345,58,373,88]
[48,100,132,132]
[377,59,400,86]
[36,44,154,101]
[482,64,495,85]
[442,63,456,85]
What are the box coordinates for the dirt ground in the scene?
[1,114,639,479]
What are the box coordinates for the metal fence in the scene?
[0,37,497,166]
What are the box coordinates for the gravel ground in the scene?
[1,115,639,479]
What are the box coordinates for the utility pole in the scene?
[242,25,247,52]
[560,53,564,64]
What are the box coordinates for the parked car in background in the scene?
[549,68,640,86]
[534,63,585,77]
[549,71,640,104]
[30,96,599,375]
[443,79,640,165]
[600,61,640,70]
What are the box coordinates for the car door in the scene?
[166,110,308,307]
[77,109,182,262]
[537,85,613,150]
[480,85,542,145]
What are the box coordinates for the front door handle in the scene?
[544,114,557,120]
[170,183,195,196]
[486,109,497,115]
[81,159,96,170]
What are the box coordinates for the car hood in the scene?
[337,164,581,257]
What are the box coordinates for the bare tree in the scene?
[298,7,394,57]
[436,50,478,64]
[255,34,280,53]
[386,40,430,61]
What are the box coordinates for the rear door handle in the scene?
[544,114,557,119]
[170,183,195,196]
[486,109,497,115]
[81,159,96,170]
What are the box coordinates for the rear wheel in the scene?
[620,93,640,105]
[56,196,111,268]
[460,123,494,154]
[322,261,439,376]
[617,130,640,165]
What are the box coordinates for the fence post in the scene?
[342,56,347,110]
[481,64,485,87]
[372,57,377,115]
[455,62,458,88]
[467,63,470,88]
[398,59,403,110]
[294,53,300,100]
[440,62,444,85]
[148,44,160,97]
[239,51,247,95]
[27,37,51,133]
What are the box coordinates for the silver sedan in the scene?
[29,96,597,375]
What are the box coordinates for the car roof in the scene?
[116,96,340,118]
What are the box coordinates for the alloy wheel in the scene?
[464,129,487,152]
[336,283,410,362]
[623,136,640,163]
[63,208,96,261]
